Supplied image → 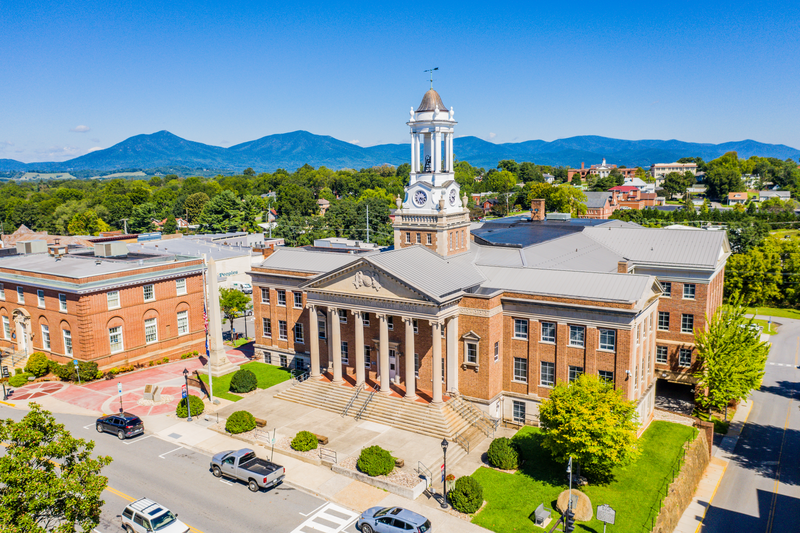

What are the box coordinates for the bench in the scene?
[394,458,404,468]
[532,503,550,526]
[254,417,267,428]
[312,433,329,446]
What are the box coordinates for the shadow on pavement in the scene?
[728,422,800,486]
[703,488,800,532]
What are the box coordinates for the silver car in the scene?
[121,498,189,533]
[357,506,431,533]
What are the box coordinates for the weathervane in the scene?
[424,67,438,89]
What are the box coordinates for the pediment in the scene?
[303,260,431,303]
[461,330,481,341]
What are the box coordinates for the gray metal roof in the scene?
[128,240,251,261]
[258,247,364,274]
[584,191,612,209]
[583,226,729,269]
[521,233,622,272]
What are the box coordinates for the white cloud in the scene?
[70,125,91,133]
[349,139,360,144]
[488,132,497,139]
[32,145,85,162]
[87,146,103,153]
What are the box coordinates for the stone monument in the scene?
[205,257,238,377]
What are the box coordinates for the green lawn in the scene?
[745,307,800,321]
[198,362,294,402]
[471,421,698,533]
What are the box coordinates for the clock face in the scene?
[449,189,457,205]
[413,190,427,207]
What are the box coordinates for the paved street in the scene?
[702,317,800,532]
[0,406,360,533]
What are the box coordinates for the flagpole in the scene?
[202,254,214,405]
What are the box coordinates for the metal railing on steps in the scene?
[454,431,470,454]
[450,396,498,438]
[342,382,365,417]
[354,385,378,421]
[319,447,338,464]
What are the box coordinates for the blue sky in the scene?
[2,0,799,162]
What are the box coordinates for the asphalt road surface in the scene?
[0,406,361,533]
[701,318,800,532]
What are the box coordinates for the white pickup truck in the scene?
[210,448,285,492]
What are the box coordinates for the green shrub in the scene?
[53,361,99,382]
[25,352,50,377]
[176,395,205,418]
[14,368,22,375]
[291,431,318,452]
[449,476,484,514]
[9,372,33,387]
[487,437,519,470]
[357,445,394,477]
[229,368,257,393]
[226,410,256,434]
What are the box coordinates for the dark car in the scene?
[357,507,431,533]
[96,412,144,440]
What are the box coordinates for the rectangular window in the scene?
[598,329,616,351]
[647,350,652,375]
[0,284,4,300]
[513,357,527,383]
[144,318,158,344]
[683,283,696,299]
[512,400,526,424]
[280,354,287,367]
[364,346,371,365]
[176,278,187,295]
[413,319,418,334]
[143,284,155,302]
[107,290,120,309]
[650,312,654,332]
[658,312,670,331]
[568,366,583,383]
[634,365,639,389]
[363,313,370,327]
[636,324,640,345]
[679,348,692,367]
[541,322,556,343]
[494,341,499,363]
[540,361,555,387]
[414,353,419,378]
[569,325,585,347]
[41,324,50,350]
[681,314,694,334]
[662,282,671,297]
[261,287,270,303]
[294,292,303,308]
[513,319,528,339]
[318,319,326,339]
[656,345,668,364]
[262,318,272,337]
[16,287,24,304]
[2,316,10,339]
[109,326,124,353]
[37,289,45,308]
[63,329,72,355]
[177,310,189,335]
[294,323,304,344]
[279,321,287,340]
[426,234,432,245]
[405,232,410,243]
[416,233,421,244]
[599,370,614,383]
[341,341,349,364]
[387,316,394,330]
[338,309,347,323]
[277,290,286,306]
[59,293,67,312]
[466,342,478,364]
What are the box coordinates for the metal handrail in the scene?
[452,396,497,438]
[354,386,378,420]
[454,431,470,454]
[319,447,338,464]
[291,371,309,385]
[416,461,433,489]
[342,382,365,417]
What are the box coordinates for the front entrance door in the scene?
[388,349,397,381]
[18,321,28,354]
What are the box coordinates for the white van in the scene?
[231,282,252,294]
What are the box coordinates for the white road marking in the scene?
[289,502,359,533]
[84,423,97,430]
[219,479,233,486]
[300,502,328,517]
[123,435,152,445]
[158,446,184,459]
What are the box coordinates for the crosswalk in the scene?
[290,502,359,533]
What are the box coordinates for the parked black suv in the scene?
[96,412,144,440]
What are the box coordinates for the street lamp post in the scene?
[183,368,192,422]
[441,438,449,509]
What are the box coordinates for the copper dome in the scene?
[416,89,447,112]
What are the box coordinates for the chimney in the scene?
[530,199,546,222]
[617,260,629,273]
[261,247,276,259]
[581,162,585,170]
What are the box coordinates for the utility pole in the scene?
[366,203,370,243]
[120,218,129,234]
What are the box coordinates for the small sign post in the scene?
[73,359,81,385]
[597,504,616,533]
[117,382,123,413]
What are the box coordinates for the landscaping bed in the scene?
[471,421,698,533]
[333,455,427,500]
[198,362,293,402]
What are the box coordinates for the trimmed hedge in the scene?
[357,445,394,477]
[229,368,257,394]
[449,475,484,514]
[226,410,256,434]
[291,431,318,452]
[487,437,519,470]
[9,372,33,387]
[53,361,99,382]
[176,395,205,418]
[25,352,50,377]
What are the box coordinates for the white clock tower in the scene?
[393,89,471,256]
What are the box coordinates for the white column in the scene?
[308,305,320,377]
[378,314,390,393]
[410,132,415,173]
[446,315,458,393]
[414,134,421,173]
[353,310,365,386]
[433,131,441,173]
[443,132,450,172]
[448,132,454,171]
[329,307,342,383]
[404,317,416,399]
[430,320,443,404]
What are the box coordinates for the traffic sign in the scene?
[73,359,79,367]
[117,383,123,396]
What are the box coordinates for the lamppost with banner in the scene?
[440,438,449,509]
[182,368,192,422]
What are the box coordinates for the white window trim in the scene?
[177,310,189,336]
[107,290,121,310]
[143,284,155,302]
[109,326,124,354]
[144,318,158,344]
[261,287,270,304]
[294,293,303,309]
[58,293,67,312]
[513,318,528,340]
[568,325,585,348]
[41,324,50,350]
[598,329,616,352]
[277,290,286,307]
[37,289,45,308]
[683,284,696,300]
[63,329,73,356]
[540,322,556,344]
[262,318,272,338]
[294,323,304,344]
[176,278,187,296]
[512,357,528,383]
[16,287,24,304]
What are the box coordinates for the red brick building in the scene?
[609,185,660,210]
[0,242,206,369]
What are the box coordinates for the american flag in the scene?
[203,304,208,334]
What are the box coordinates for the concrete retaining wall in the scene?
[332,463,427,500]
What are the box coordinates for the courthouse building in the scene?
[251,89,730,437]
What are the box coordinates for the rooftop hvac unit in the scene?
[16,240,48,255]
[93,241,129,257]
[546,212,571,221]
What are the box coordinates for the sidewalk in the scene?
[673,398,752,533]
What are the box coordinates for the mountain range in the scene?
[3,130,800,175]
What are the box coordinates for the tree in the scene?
[518,162,543,183]
[129,202,158,233]
[67,209,110,236]
[276,183,318,218]
[726,220,770,253]
[538,374,639,482]
[570,173,582,187]
[162,214,178,235]
[198,190,244,232]
[486,170,518,215]
[243,167,256,176]
[497,160,519,176]
[724,241,782,305]
[0,403,112,532]
[694,297,769,417]
[183,192,209,223]
[219,287,251,339]
[662,172,693,199]
[550,184,587,216]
